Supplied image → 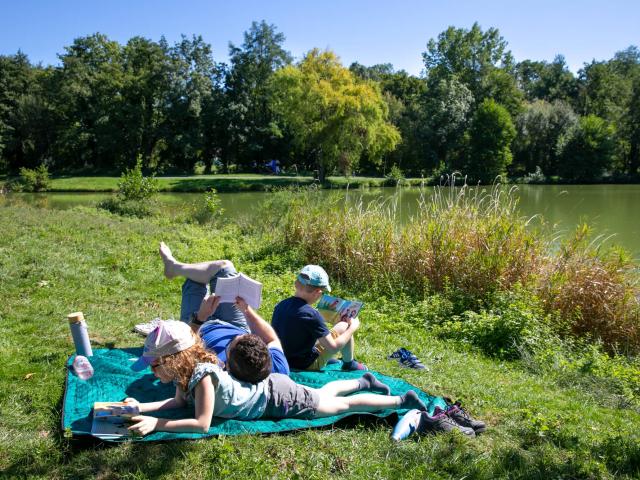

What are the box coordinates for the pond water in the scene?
[4,184,640,259]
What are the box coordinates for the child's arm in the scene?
[235,296,282,350]
[124,386,187,413]
[127,376,215,435]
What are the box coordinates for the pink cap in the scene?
[131,320,195,371]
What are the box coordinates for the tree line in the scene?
[1,21,639,183]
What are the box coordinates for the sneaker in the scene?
[391,409,423,441]
[387,349,404,360]
[398,348,426,370]
[446,402,486,433]
[419,408,475,438]
[133,317,162,336]
[341,359,368,371]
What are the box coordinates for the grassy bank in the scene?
[2,174,427,193]
[2,198,640,478]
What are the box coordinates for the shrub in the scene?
[18,165,51,192]
[385,165,405,186]
[538,224,640,353]
[97,197,154,218]
[191,189,225,224]
[117,158,159,202]
[432,290,553,360]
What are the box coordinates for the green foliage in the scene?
[432,290,555,360]
[96,197,154,218]
[191,188,225,224]
[385,164,405,185]
[117,158,159,201]
[558,114,616,181]
[18,164,50,191]
[270,49,400,181]
[465,99,516,183]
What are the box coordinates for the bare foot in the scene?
[159,242,178,279]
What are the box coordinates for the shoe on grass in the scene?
[398,348,426,370]
[446,402,486,433]
[419,408,475,438]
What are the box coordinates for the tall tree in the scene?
[465,99,516,183]
[56,33,125,171]
[224,20,292,170]
[270,49,400,181]
[512,100,578,176]
[558,114,615,181]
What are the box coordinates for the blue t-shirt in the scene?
[271,296,330,369]
[199,320,290,375]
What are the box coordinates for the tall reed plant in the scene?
[270,180,640,352]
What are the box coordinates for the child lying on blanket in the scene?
[126,320,426,435]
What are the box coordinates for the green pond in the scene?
[4,184,640,259]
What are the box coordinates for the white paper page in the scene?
[214,275,240,304]
[238,273,262,309]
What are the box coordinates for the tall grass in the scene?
[272,180,640,352]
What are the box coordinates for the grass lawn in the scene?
[23,174,424,193]
[1,203,639,479]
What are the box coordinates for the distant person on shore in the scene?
[159,242,289,381]
[271,265,366,371]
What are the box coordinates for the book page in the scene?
[238,273,262,309]
[214,275,241,304]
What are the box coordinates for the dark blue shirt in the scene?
[199,321,290,376]
[271,296,330,369]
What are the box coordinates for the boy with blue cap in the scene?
[272,265,366,371]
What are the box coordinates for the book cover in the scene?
[317,294,363,324]
[91,402,139,439]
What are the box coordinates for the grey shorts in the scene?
[263,374,320,419]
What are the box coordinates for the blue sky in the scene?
[1,0,638,74]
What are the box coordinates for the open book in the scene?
[214,272,262,309]
[317,294,364,325]
[91,402,139,440]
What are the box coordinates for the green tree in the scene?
[516,56,578,104]
[55,33,125,171]
[558,114,615,181]
[512,100,578,176]
[465,99,516,183]
[270,49,400,181]
[422,22,520,110]
[422,75,474,172]
[224,21,292,170]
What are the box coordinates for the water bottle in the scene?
[72,355,94,380]
[67,312,93,357]
[391,409,423,441]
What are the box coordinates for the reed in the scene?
[273,180,640,352]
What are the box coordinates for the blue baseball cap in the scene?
[297,265,331,292]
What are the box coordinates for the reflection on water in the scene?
[3,184,640,258]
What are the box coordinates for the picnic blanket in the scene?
[62,348,446,442]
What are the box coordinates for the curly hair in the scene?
[226,334,272,383]
[160,336,218,392]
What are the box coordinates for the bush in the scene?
[385,165,405,186]
[432,290,553,360]
[18,165,51,192]
[96,197,154,218]
[191,189,225,224]
[117,158,159,202]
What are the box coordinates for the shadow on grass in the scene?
[166,177,315,193]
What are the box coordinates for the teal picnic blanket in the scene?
[63,348,446,442]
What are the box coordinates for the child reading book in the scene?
[272,265,366,371]
[125,320,426,435]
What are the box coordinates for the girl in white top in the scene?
[126,320,426,435]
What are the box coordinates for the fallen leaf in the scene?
[24,373,35,380]
[37,280,50,287]
[39,430,49,438]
